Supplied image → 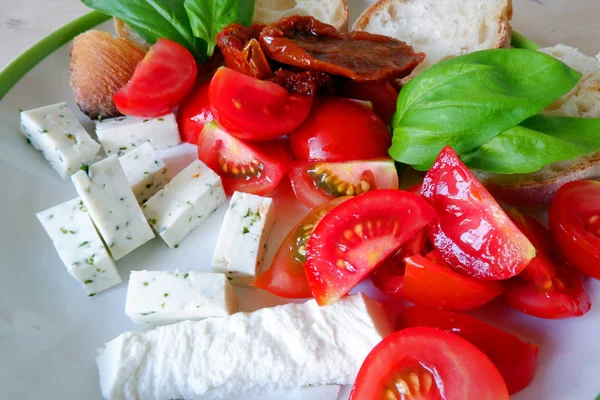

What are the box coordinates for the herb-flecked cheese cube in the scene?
[37,198,121,296]
[142,160,226,249]
[118,142,170,205]
[20,102,102,179]
[125,270,237,329]
[71,155,155,260]
[211,191,276,285]
[95,113,181,156]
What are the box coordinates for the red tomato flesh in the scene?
[549,180,600,279]
[422,146,535,280]
[305,189,437,305]
[290,97,391,162]
[350,327,509,400]
[253,197,350,299]
[114,38,197,117]
[288,158,399,209]
[197,122,291,195]
[338,80,398,125]
[402,306,538,394]
[177,79,214,144]
[210,67,313,141]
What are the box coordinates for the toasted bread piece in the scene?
[70,30,146,120]
[114,17,150,50]
[253,0,349,32]
[353,0,512,81]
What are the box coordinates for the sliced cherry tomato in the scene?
[305,190,436,305]
[338,80,398,125]
[177,79,214,144]
[197,122,291,195]
[402,306,538,394]
[210,67,312,141]
[290,97,391,162]
[403,252,504,311]
[549,180,600,279]
[350,327,509,400]
[114,38,197,117]
[288,159,398,209]
[506,209,554,256]
[254,197,350,298]
[423,146,535,281]
[504,208,591,319]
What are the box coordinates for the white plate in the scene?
[1,2,599,399]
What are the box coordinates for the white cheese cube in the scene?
[95,113,181,156]
[97,293,392,399]
[212,191,275,285]
[71,155,155,260]
[125,270,237,329]
[37,198,121,296]
[142,160,225,249]
[118,142,170,205]
[240,386,341,400]
[20,102,101,179]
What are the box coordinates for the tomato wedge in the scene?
[177,79,214,144]
[338,80,398,125]
[549,180,600,279]
[423,146,535,280]
[288,159,399,209]
[197,122,291,195]
[402,306,538,394]
[210,67,313,141]
[305,190,436,305]
[114,38,197,117]
[254,197,350,298]
[350,327,509,400]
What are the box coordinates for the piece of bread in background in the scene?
[114,17,150,51]
[70,30,146,120]
[353,0,512,81]
[253,0,349,31]
[475,44,600,206]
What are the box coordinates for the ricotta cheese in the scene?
[118,142,170,205]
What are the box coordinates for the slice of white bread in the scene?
[475,44,600,205]
[253,0,349,31]
[353,0,512,80]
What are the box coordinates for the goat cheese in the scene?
[95,113,181,156]
[118,142,170,205]
[212,191,275,285]
[142,160,225,249]
[20,102,101,179]
[71,155,155,260]
[237,385,341,400]
[125,270,237,329]
[97,293,391,400]
[37,198,121,296]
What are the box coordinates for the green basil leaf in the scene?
[521,114,600,148]
[391,49,582,168]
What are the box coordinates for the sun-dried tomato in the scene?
[269,69,334,96]
[216,24,273,80]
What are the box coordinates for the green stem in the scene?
[512,31,542,50]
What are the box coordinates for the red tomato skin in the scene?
[549,180,600,279]
[114,39,197,117]
[422,146,535,281]
[402,306,538,394]
[506,209,555,256]
[350,327,509,400]
[290,97,391,162]
[177,79,214,144]
[338,80,398,124]
[210,67,313,141]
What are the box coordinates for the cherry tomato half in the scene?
[210,67,313,141]
[254,197,350,299]
[423,146,535,281]
[338,80,398,125]
[402,306,538,394]
[114,38,197,117]
[177,79,214,144]
[350,327,509,400]
[197,122,291,195]
[305,189,436,305]
[290,97,391,162]
[549,180,600,279]
[288,158,399,209]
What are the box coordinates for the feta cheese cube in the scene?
[95,113,181,156]
[20,102,101,179]
[37,198,121,296]
[125,270,237,329]
[118,142,170,205]
[142,160,225,249]
[212,191,275,285]
[71,155,155,260]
